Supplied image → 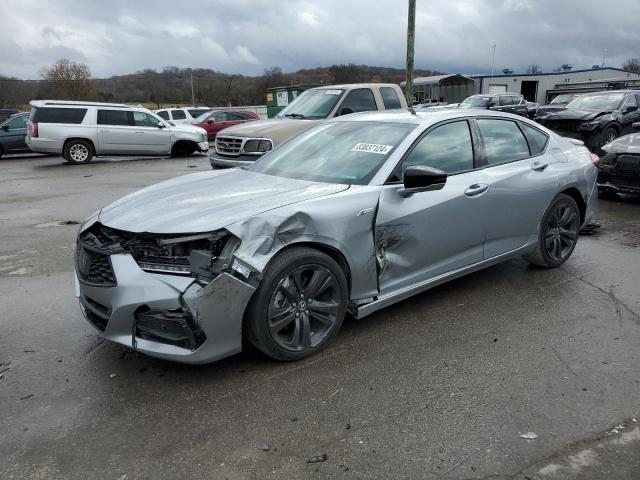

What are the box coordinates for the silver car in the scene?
[75,110,597,364]
[26,100,209,164]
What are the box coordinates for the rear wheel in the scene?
[524,194,580,268]
[245,246,348,361]
[63,139,93,164]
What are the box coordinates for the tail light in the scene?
[32,122,39,138]
[590,153,600,166]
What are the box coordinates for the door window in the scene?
[171,110,186,120]
[477,119,530,164]
[213,112,228,122]
[622,94,638,110]
[156,111,169,120]
[380,87,402,109]
[97,110,131,126]
[6,115,27,129]
[133,111,160,127]
[339,89,377,115]
[402,121,474,175]
[499,96,514,106]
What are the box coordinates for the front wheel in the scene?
[524,193,580,268]
[63,139,94,164]
[245,246,348,361]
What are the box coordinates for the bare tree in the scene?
[526,64,542,74]
[41,58,96,100]
[329,64,363,83]
[623,58,640,73]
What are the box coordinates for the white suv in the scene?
[154,107,212,124]
[26,100,209,164]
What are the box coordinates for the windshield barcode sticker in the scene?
[351,143,393,155]
[324,89,343,95]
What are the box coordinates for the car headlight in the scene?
[243,138,273,154]
[578,122,599,131]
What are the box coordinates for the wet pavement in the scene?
[1,154,639,479]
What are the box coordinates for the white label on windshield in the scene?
[351,143,393,155]
[324,89,342,95]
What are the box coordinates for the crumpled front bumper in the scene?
[75,253,255,364]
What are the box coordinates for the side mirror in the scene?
[623,105,638,114]
[1,125,9,131]
[157,121,165,128]
[400,166,447,197]
[339,107,354,116]
[488,102,497,109]
[632,122,640,130]
[206,119,215,124]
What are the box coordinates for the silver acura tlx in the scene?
[75,110,597,364]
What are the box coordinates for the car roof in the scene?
[30,100,130,108]
[311,83,399,91]
[579,90,640,96]
[332,108,534,125]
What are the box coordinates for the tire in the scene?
[524,193,580,268]
[600,126,619,148]
[171,142,196,157]
[245,246,348,361]
[63,139,94,164]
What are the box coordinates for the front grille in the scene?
[616,155,640,172]
[546,120,580,133]
[216,136,243,156]
[75,243,117,286]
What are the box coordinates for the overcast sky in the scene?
[2,0,639,79]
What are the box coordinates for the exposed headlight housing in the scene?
[578,121,599,131]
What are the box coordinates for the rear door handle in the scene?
[464,183,489,196]
[531,161,548,171]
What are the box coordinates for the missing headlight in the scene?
[79,224,232,277]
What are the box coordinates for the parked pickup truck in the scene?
[210,83,407,168]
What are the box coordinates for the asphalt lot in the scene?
[1,153,640,480]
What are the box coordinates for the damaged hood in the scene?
[218,118,320,146]
[602,132,640,154]
[542,108,610,122]
[98,169,349,234]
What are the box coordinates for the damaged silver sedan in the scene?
[75,110,598,363]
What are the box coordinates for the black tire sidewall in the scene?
[63,140,93,164]
[245,247,348,361]
[537,194,580,267]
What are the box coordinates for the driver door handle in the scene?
[531,161,549,171]
[464,183,489,197]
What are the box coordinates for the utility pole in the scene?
[190,70,195,107]
[490,44,496,92]
[405,0,416,107]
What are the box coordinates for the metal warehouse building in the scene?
[401,74,475,104]
[471,67,640,105]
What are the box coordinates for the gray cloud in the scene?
[1,0,639,79]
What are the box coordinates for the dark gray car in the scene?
[75,110,598,364]
[0,112,30,157]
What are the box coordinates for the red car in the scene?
[192,109,260,140]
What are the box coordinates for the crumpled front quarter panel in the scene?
[227,186,383,301]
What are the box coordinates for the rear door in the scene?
[375,119,489,294]
[96,109,134,154]
[476,118,559,258]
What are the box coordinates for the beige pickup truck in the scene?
[210,83,407,168]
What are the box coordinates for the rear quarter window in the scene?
[157,111,169,120]
[32,107,87,124]
[380,87,402,109]
[520,123,549,155]
[171,110,186,120]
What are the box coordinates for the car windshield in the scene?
[550,94,573,105]
[194,111,216,122]
[460,96,491,108]
[276,89,345,119]
[567,93,625,111]
[249,121,415,185]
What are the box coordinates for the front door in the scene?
[620,94,640,135]
[1,114,28,152]
[375,120,488,294]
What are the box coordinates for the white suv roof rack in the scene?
[30,100,130,108]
